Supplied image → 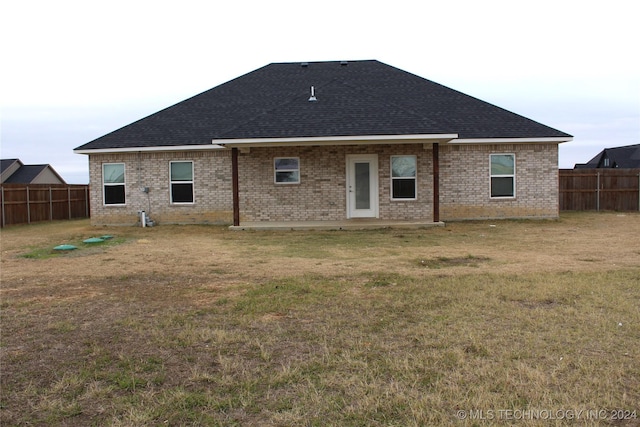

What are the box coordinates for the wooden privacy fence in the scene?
[0,184,90,228]
[559,169,640,211]
[2,173,637,225]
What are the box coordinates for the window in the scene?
[274,157,300,184]
[103,163,125,205]
[170,161,194,203]
[391,155,417,199]
[490,154,515,198]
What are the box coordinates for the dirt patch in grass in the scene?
[1,213,639,425]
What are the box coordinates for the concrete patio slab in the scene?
[229,220,445,231]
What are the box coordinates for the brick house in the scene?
[74,60,572,228]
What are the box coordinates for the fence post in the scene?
[49,187,53,221]
[68,187,72,219]
[85,186,89,218]
[596,172,600,212]
[26,186,31,224]
[1,187,5,228]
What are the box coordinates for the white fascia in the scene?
[450,137,573,144]
[73,144,227,155]
[213,134,459,148]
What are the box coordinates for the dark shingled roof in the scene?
[0,159,19,173]
[75,60,571,151]
[576,144,640,168]
[3,165,49,183]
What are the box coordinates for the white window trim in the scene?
[102,163,126,206]
[390,155,417,201]
[170,160,195,204]
[489,153,516,199]
[274,157,300,185]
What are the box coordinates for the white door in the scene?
[346,154,379,218]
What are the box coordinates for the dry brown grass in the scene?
[1,212,639,426]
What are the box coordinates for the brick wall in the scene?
[86,142,559,225]
[88,150,233,225]
[238,144,435,222]
[439,143,559,220]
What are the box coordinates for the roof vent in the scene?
[340,61,348,66]
[301,62,309,67]
[308,86,317,102]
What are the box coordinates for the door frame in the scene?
[346,154,379,218]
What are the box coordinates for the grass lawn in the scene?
[1,212,639,426]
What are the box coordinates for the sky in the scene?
[2,0,638,184]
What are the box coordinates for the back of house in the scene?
[74,60,572,227]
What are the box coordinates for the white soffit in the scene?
[450,137,573,144]
[73,135,572,155]
[214,134,459,148]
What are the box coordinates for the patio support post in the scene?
[232,147,240,226]
[433,143,440,222]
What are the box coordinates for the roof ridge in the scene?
[270,59,378,66]
[606,143,640,149]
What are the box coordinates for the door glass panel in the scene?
[355,162,370,209]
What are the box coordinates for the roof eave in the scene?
[73,135,571,155]
[73,144,227,155]
[450,137,573,144]
[214,134,459,148]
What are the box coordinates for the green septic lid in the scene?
[83,237,104,243]
[54,244,77,251]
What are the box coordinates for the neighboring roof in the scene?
[575,144,640,168]
[1,159,22,183]
[0,159,67,184]
[1,158,21,172]
[4,165,49,183]
[75,60,572,152]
